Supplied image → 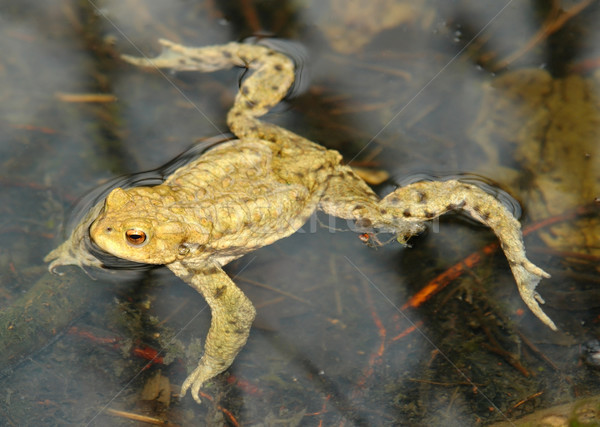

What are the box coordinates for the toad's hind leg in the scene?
[121,39,295,140]
[320,172,555,330]
[319,168,428,241]
[381,180,555,330]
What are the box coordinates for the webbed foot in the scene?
[180,355,223,404]
[510,259,556,330]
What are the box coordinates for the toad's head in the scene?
[90,187,188,265]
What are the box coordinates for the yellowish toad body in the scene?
[46,39,555,404]
[470,69,600,256]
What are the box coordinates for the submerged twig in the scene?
[493,0,595,70]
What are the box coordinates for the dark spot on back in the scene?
[241,86,250,96]
[356,218,372,229]
[214,286,226,299]
[274,63,283,71]
[424,211,435,218]
[417,191,427,203]
[222,51,233,58]
[403,209,412,217]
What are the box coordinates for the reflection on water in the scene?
[0,0,599,425]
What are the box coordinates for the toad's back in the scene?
[157,136,342,262]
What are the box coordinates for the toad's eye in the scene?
[125,229,147,246]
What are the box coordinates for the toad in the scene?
[469,69,600,256]
[46,39,555,404]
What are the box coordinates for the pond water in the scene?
[1,0,599,425]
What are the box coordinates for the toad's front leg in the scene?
[167,262,256,403]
